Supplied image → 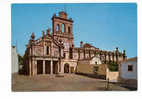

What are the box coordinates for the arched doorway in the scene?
[64,63,69,73]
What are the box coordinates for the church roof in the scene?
[82,43,96,48]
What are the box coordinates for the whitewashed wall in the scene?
[90,56,102,65]
[120,60,137,79]
[106,68,119,82]
[11,46,19,73]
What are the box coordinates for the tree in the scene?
[18,54,23,65]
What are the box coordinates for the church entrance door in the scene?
[37,60,43,74]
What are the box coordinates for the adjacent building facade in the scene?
[11,46,19,73]
[119,57,137,88]
[23,11,127,76]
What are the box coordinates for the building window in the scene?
[56,24,60,32]
[63,53,66,58]
[95,62,97,65]
[69,48,73,59]
[62,24,65,33]
[46,46,49,55]
[68,26,71,33]
[128,65,133,71]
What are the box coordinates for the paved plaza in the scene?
[12,74,129,91]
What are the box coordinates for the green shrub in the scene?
[107,62,118,71]
[18,54,24,65]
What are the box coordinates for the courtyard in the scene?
[12,74,129,91]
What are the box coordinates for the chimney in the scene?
[80,41,83,48]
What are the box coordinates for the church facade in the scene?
[23,11,126,76]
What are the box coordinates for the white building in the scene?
[11,46,19,73]
[120,57,137,88]
[90,56,102,65]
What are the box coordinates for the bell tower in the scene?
[52,11,74,51]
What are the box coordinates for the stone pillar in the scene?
[59,23,62,32]
[29,58,32,76]
[34,60,37,75]
[50,60,53,74]
[108,53,110,62]
[44,43,46,55]
[31,59,34,76]
[43,60,45,74]
[89,50,91,58]
[51,43,54,56]
[112,53,114,62]
[104,53,106,64]
[57,62,59,73]
[80,41,83,48]
[116,47,119,62]
[84,49,86,59]
[123,50,126,61]
[71,25,73,34]
[78,49,80,60]
[69,66,71,74]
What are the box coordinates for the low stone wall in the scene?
[76,72,106,79]
[97,64,107,76]
[76,63,94,74]
[76,63,106,79]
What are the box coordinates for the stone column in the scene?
[43,60,45,74]
[29,58,32,76]
[57,62,59,73]
[112,54,114,62]
[44,43,46,55]
[32,59,34,76]
[34,60,37,75]
[104,53,106,64]
[59,23,62,32]
[89,50,91,58]
[78,49,80,60]
[51,43,53,56]
[84,49,86,59]
[50,60,53,74]
[69,66,71,73]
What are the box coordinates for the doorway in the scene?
[37,60,43,74]
[53,61,58,74]
[64,63,69,73]
[45,61,50,74]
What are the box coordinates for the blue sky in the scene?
[11,3,137,58]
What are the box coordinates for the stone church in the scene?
[23,11,126,76]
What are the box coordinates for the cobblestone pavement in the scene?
[12,73,129,91]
